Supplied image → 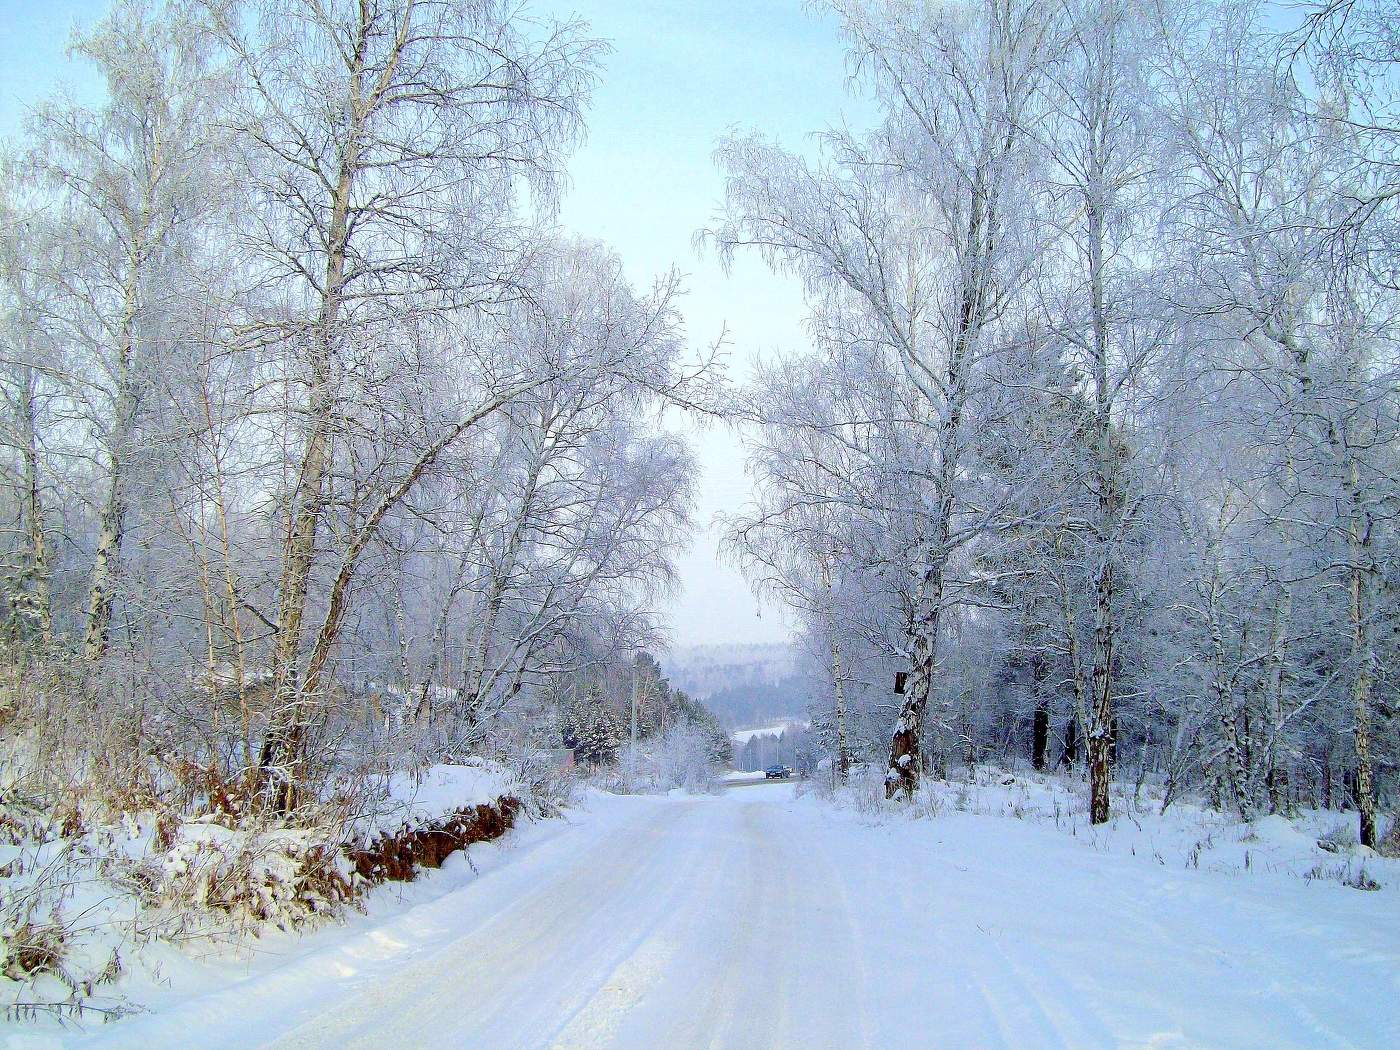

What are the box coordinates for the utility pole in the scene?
[630,655,640,748]
[622,654,639,791]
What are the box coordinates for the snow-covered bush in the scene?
[1378,820,1400,859]
[1317,820,1360,853]
[805,763,935,820]
[653,722,722,793]
[1,848,74,985]
[129,760,527,931]
[128,819,353,937]
[0,821,133,1023]
[479,742,577,817]
[795,767,835,801]
[0,656,162,818]
[612,722,721,794]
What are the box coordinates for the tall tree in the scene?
[26,1,221,658]
[1042,0,1166,822]
[197,0,603,803]
[713,0,1058,798]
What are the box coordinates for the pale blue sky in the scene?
[0,0,870,646]
[531,0,869,647]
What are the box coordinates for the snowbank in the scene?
[350,759,521,843]
[721,770,768,783]
[0,759,530,1033]
[814,764,1399,892]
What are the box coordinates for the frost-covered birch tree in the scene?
[23,2,224,660]
[191,0,605,804]
[712,0,1060,798]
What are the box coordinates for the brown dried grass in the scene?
[349,796,522,885]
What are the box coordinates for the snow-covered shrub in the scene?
[1345,866,1381,891]
[1,856,70,984]
[129,818,353,937]
[0,656,161,817]
[488,743,576,817]
[1305,858,1382,891]
[652,722,722,793]
[1378,819,1400,859]
[816,763,946,821]
[1,799,78,993]
[1317,820,1360,853]
[795,769,835,801]
[828,764,894,817]
[612,722,721,794]
[909,786,943,821]
[0,833,133,1023]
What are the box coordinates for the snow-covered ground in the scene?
[22,771,1395,1049]
[719,769,768,783]
[0,760,526,1042]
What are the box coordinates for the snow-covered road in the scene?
[80,783,1399,1050]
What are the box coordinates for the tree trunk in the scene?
[1061,716,1078,769]
[823,552,851,782]
[460,451,544,721]
[1032,703,1049,771]
[1084,196,1122,826]
[1273,321,1377,846]
[17,364,51,645]
[1030,652,1048,771]
[83,260,142,660]
[886,509,950,799]
[886,182,983,800]
[1086,573,1115,823]
[1206,568,1252,819]
[831,631,851,782]
[1263,585,1291,812]
[262,377,548,807]
[260,92,362,797]
[1345,451,1378,849]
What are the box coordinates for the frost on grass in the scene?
[132,822,354,934]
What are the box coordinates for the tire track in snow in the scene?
[266,800,701,1049]
[466,800,720,1049]
[920,841,1104,1049]
[696,801,789,1049]
[539,803,747,1049]
[897,841,1023,1049]
[650,800,768,1050]
[759,798,874,1050]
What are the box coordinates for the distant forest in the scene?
[663,644,807,729]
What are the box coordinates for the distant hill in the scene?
[662,643,809,729]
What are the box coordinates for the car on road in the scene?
[764,765,793,779]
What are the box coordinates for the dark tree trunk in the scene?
[1030,652,1049,771]
[1060,717,1078,768]
[1267,763,1288,814]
